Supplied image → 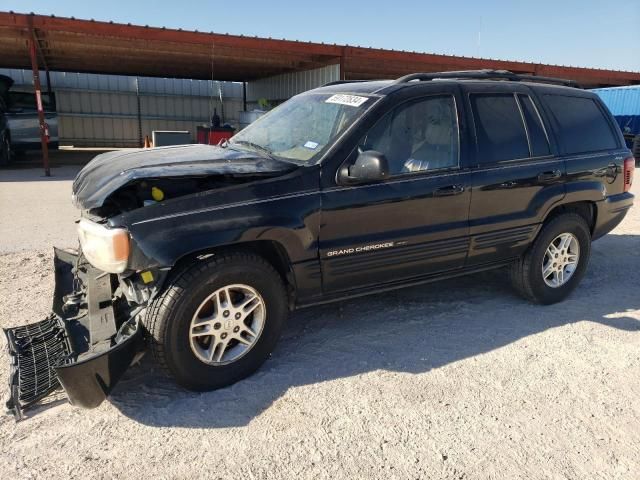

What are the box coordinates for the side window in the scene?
[543,94,618,154]
[359,95,459,175]
[7,91,56,112]
[470,94,529,163]
[518,95,550,157]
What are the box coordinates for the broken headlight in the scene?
[77,218,130,273]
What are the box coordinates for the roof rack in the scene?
[394,69,579,88]
[323,79,377,87]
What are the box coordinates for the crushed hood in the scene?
[72,144,297,210]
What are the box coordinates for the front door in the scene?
[319,93,472,293]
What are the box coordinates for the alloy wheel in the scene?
[189,284,266,365]
[541,232,580,288]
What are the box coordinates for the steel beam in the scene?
[0,12,638,86]
[27,21,50,176]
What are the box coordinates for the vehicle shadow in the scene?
[109,231,640,428]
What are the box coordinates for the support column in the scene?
[340,47,347,80]
[27,32,50,176]
[242,81,247,112]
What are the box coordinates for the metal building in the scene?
[1,68,247,147]
[1,11,640,174]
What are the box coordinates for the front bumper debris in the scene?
[4,248,144,419]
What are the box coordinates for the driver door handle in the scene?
[434,185,465,197]
[537,169,562,183]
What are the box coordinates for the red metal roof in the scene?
[1,11,639,87]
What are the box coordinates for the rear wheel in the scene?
[145,251,288,391]
[510,213,591,304]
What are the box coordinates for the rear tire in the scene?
[510,213,591,304]
[145,251,288,391]
[633,134,640,165]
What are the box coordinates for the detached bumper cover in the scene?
[4,248,143,419]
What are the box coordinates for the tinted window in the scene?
[7,91,55,112]
[518,95,550,157]
[471,94,529,163]
[544,95,618,154]
[360,96,458,175]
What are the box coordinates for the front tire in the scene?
[145,251,288,391]
[510,213,591,304]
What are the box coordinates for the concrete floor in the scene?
[0,164,82,253]
[0,148,131,252]
[0,152,639,479]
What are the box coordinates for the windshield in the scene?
[231,92,377,164]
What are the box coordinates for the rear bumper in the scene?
[593,192,635,240]
[4,248,143,419]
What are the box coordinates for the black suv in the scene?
[5,70,635,417]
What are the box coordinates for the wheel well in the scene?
[171,241,297,307]
[544,201,596,235]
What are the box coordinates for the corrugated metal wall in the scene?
[1,65,340,147]
[55,89,243,147]
[246,64,339,102]
[0,69,242,97]
[0,69,243,147]
[592,86,640,116]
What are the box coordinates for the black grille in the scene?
[4,315,72,419]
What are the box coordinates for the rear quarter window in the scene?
[543,94,618,154]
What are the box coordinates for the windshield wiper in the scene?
[233,140,275,158]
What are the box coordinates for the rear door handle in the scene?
[537,169,562,183]
[434,185,465,197]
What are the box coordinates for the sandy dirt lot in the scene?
[0,166,639,479]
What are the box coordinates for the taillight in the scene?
[624,156,635,192]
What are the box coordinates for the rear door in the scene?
[319,87,472,293]
[539,91,627,199]
[464,83,566,266]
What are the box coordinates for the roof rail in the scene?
[323,79,376,87]
[394,69,579,88]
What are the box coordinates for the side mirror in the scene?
[338,150,390,185]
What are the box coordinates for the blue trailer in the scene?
[593,85,640,159]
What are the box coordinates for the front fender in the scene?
[125,192,321,269]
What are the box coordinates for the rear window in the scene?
[471,94,529,163]
[543,94,618,154]
[7,91,56,112]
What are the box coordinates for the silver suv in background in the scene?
[6,88,59,154]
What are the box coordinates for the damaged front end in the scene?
[4,248,145,419]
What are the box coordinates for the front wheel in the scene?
[145,251,288,391]
[510,213,591,304]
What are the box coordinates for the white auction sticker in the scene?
[304,141,319,149]
[325,94,368,107]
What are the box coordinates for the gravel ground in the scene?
[0,167,638,479]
